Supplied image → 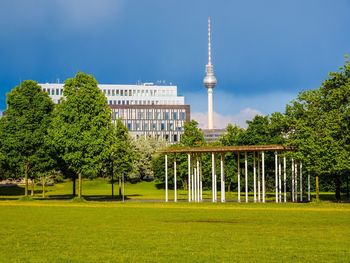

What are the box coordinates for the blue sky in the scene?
[0,0,349,127]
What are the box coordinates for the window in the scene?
[121,90,124,96]
[165,112,169,120]
[127,123,132,130]
[174,134,178,142]
[112,90,115,96]
[125,90,127,96]
[47,89,51,95]
[108,90,111,96]
[60,89,63,95]
[161,123,165,131]
[116,90,119,95]
[152,123,157,130]
[181,112,186,120]
[173,112,178,120]
[103,89,106,94]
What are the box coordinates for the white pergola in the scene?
[160,145,310,203]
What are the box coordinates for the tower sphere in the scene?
[203,73,217,89]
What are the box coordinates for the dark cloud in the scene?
[0,0,349,115]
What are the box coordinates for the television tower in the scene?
[203,17,217,130]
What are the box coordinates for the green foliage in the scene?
[0,80,54,194]
[285,60,350,200]
[180,120,204,147]
[131,136,166,180]
[219,124,243,146]
[49,72,113,196]
[106,118,133,180]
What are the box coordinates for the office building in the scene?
[40,82,190,143]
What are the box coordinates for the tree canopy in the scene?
[49,72,113,198]
[0,80,54,195]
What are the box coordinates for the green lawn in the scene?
[0,201,349,262]
[1,178,346,202]
[1,180,349,262]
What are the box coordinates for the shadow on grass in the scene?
[0,185,24,196]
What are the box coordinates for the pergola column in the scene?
[197,159,200,202]
[220,153,225,203]
[191,162,194,201]
[237,153,241,203]
[199,159,203,201]
[283,156,287,203]
[174,156,177,202]
[245,152,248,203]
[212,153,216,202]
[262,151,265,203]
[295,161,298,202]
[275,152,278,203]
[257,154,261,202]
[292,158,295,202]
[279,156,282,203]
[300,162,303,202]
[188,154,191,202]
[193,167,197,202]
[253,152,257,203]
[165,154,168,202]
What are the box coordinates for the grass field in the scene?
[1,178,347,202]
[0,201,349,262]
[0,179,349,262]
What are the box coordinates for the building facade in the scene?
[40,83,190,143]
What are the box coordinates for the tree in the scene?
[180,120,205,147]
[285,59,350,201]
[107,118,133,198]
[0,80,54,196]
[131,136,166,181]
[49,72,112,199]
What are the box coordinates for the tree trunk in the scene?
[42,176,46,198]
[31,178,35,196]
[78,173,82,198]
[118,177,122,198]
[72,173,76,197]
[316,175,320,202]
[335,175,341,202]
[24,163,29,197]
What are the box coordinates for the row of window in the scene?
[108,100,181,105]
[103,89,176,97]
[113,109,187,120]
[134,133,179,142]
[44,88,63,96]
[119,120,183,132]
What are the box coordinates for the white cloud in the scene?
[192,108,263,129]
[184,90,297,116]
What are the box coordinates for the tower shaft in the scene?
[208,88,213,129]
